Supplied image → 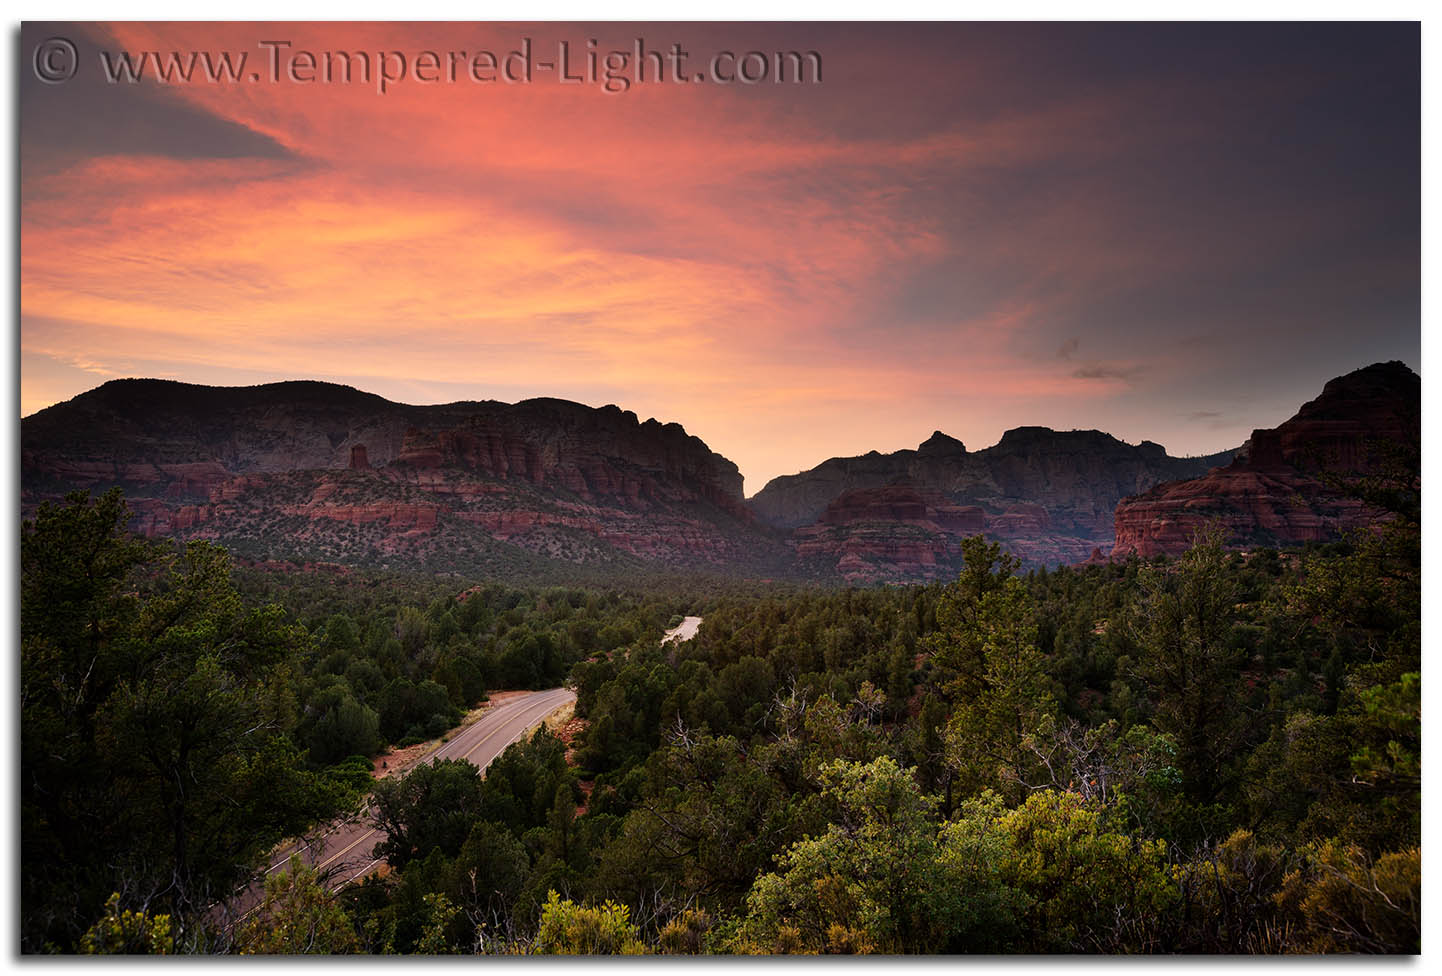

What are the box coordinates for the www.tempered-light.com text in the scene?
[83,39,824,94]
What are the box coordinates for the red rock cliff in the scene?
[1111,362,1418,559]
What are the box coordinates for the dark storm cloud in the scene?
[1073,364,1145,381]
[20,23,293,165]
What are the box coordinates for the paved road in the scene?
[662,616,703,643]
[232,686,575,918]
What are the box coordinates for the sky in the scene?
[20,22,1419,494]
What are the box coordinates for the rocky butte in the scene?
[20,379,787,576]
[1109,362,1420,559]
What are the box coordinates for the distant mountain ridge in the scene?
[751,428,1232,528]
[749,425,1235,579]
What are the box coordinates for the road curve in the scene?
[662,616,702,643]
[232,686,575,918]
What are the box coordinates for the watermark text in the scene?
[33,36,823,94]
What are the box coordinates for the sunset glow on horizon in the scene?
[21,21,1419,493]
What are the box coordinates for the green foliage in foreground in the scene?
[22,489,1419,954]
[21,489,361,952]
[535,892,646,955]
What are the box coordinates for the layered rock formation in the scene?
[21,379,781,575]
[752,426,1234,577]
[791,481,985,582]
[1111,362,1419,558]
[22,363,1413,583]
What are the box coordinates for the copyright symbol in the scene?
[33,37,79,83]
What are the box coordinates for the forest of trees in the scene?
[20,488,1419,953]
